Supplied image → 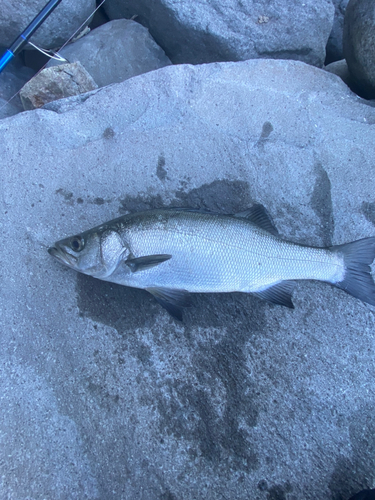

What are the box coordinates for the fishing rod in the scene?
[0,0,65,73]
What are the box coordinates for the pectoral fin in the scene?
[125,254,172,272]
[147,287,192,321]
[254,281,295,308]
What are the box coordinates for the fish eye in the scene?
[70,235,84,252]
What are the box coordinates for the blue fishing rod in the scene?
[0,0,63,73]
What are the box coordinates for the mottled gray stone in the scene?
[104,0,334,67]
[0,0,96,50]
[0,56,35,117]
[47,19,171,88]
[324,59,352,85]
[1,60,375,500]
[19,61,98,110]
[343,0,375,99]
[326,0,349,63]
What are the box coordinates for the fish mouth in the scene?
[48,245,77,268]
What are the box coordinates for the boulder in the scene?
[103,0,334,67]
[0,56,34,117]
[47,19,171,87]
[343,0,375,99]
[1,59,375,500]
[0,0,96,50]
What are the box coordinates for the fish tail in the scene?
[332,237,375,306]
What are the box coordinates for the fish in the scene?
[48,205,375,320]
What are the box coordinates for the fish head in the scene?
[48,226,128,279]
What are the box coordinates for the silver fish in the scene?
[48,206,375,320]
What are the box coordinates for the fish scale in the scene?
[117,210,343,293]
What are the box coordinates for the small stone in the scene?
[19,62,98,110]
[343,0,375,98]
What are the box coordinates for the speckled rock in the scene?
[0,56,34,118]
[47,19,171,88]
[0,0,96,50]
[104,0,334,67]
[19,61,98,110]
[1,59,375,500]
[343,0,375,98]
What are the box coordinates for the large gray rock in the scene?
[104,0,335,67]
[0,57,34,118]
[326,0,349,63]
[1,59,375,500]
[343,0,375,99]
[47,19,171,88]
[0,0,96,50]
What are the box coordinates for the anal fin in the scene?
[254,281,295,308]
[147,287,192,321]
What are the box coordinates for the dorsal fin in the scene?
[235,204,279,236]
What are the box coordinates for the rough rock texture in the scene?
[0,0,96,50]
[0,57,34,118]
[19,61,98,110]
[47,19,171,88]
[343,0,375,99]
[324,59,352,86]
[326,0,349,64]
[1,60,375,500]
[104,0,335,67]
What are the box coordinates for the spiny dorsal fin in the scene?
[235,204,279,236]
[254,281,295,308]
[125,254,171,272]
[147,287,192,321]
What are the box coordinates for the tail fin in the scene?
[332,237,375,306]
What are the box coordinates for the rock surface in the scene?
[326,0,349,63]
[47,19,171,88]
[1,59,375,500]
[343,0,375,99]
[0,57,34,118]
[104,0,335,67]
[324,59,352,86]
[0,0,96,50]
[19,61,98,110]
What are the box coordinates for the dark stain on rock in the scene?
[155,292,264,472]
[255,121,274,150]
[329,406,375,499]
[76,180,265,472]
[362,201,375,226]
[77,197,84,204]
[175,179,253,213]
[311,162,334,246]
[261,121,273,139]
[103,127,115,139]
[93,197,105,206]
[156,154,167,181]
[266,482,293,500]
[56,188,74,205]
[258,479,268,491]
